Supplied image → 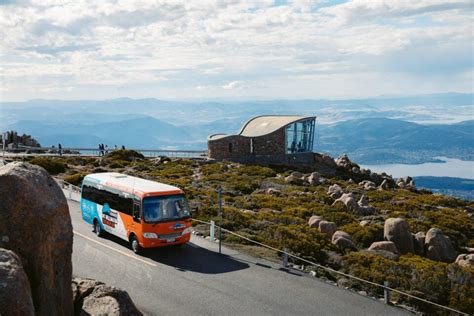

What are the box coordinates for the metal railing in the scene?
[3,146,207,158]
[58,179,467,316]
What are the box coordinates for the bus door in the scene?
[131,201,142,236]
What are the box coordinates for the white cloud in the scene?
[0,0,472,101]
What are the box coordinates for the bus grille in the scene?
[157,232,182,239]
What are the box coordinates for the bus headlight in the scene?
[143,232,158,239]
[182,227,192,235]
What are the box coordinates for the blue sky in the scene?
[0,0,472,101]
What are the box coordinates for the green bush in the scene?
[106,149,144,161]
[64,173,86,186]
[29,157,67,175]
[340,223,384,248]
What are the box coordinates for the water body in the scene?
[361,157,474,180]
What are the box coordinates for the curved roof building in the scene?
[208,115,316,160]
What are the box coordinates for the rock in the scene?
[0,248,35,315]
[327,184,343,198]
[332,236,357,251]
[253,188,282,196]
[337,277,351,288]
[383,218,414,254]
[335,154,354,168]
[326,251,344,270]
[413,232,426,256]
[333,193,359,212]
[357,205,377,216]
[425,228,456,262]
[361,249,400,261]
[285,172,304,185]
[331,231,353,243]
[72,278,142,315]
[308,215,323,228]
[318,221,337,237]
[0,162,73,315]
[351,166,360,173]
[368,241,399,254]
[359,220,370,227]
[359,180,376,191]
[378,179,391,190]
[455,254,474,268]
[358,194,369,206]
[396,176,416,189]
[307,172,320,185]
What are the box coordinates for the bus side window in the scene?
[133,204,141,222]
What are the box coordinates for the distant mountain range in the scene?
[1,93,472,164]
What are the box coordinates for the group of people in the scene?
[289,141,305,153]
[98,144,125,157]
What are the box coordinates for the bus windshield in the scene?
[143,195,191,223]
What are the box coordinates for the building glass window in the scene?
[286,119,315,154]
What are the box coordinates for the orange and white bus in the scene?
[80,172,193,253]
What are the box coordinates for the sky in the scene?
[0,0,473,101]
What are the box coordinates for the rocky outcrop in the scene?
[327,184,343,198]
[307,172,320,185]
[455,254,474,268]
[396,176,415,189]
[0,162,73,315]
[413,232,426,256]
[335,154,354,169]
[333,193,359,212]
[331,231,357,251]
[368,241,399,254]
[72,278,142,316]
[383,218,414,254]
[0,248,35,315]
[361,249,400,261]
[318,221,337,237]
[285,171,304,185]
[308,215,323,228]
[359,180,376,191]
[425,228,456,262]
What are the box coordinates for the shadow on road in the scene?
[102,233,249,274]
[144,243,250,274]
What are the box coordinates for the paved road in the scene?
[69,200,408,315]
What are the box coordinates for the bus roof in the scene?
[83,173,183,198]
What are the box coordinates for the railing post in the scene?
[68,184,72,200]
[217,187,222,254]
[384,281,390,304]
[210,220,215,242]
[283,247,288,267]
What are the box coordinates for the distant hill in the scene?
[316,118,474,164]
[414,176,474,200]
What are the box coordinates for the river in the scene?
[361,157,474,180]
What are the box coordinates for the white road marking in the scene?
[73,230,158,267]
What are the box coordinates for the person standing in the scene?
[58,143,62,156]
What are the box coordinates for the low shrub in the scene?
[64,173,86,186]
[106,149,144,161]
[29,157,67,175]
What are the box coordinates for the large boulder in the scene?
[72,278,142,315]
[318,221,337,237]
[327,184,343,199]
[455,254,474,268]
[368,241,399,254]
[0,162,73,315]
[425,228,456,262]
[308,215,323,228]
[0,248,35,315]
[383,218,414,254]
[331,231,357,251]
[332,193,359,212]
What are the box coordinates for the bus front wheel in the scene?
[93,220,103,237]
[130,235,142,254]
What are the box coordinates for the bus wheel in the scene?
[93,220,103,237]
[130,235,142,254]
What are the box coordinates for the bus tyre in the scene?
[94,220,103,237]
[130,235,142,254]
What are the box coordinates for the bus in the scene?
[80,172,193,253]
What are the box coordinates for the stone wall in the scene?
[208,128,286,159]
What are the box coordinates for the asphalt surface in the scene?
[69,199,408,315]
